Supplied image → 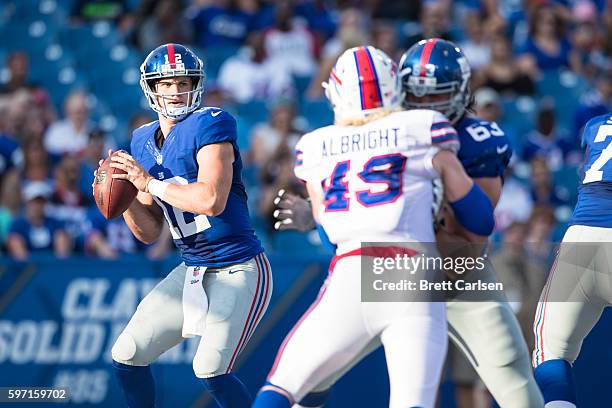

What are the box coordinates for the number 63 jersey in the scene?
[131,108,263,267]
[570,113,612,228]
[294,109,459,253]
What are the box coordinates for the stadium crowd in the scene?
[0,0,610,262]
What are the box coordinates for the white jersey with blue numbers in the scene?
[455,116,512,179]
[570,113,612,228]
[294,109,459,253]
[131,107,263,267]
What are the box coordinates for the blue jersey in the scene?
[9,216,64,251]
[0,133,22,174]
[455,116,512,179]
[570,113,612,228]
[131,108,263,267]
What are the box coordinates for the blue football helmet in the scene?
[398,38,471,123]
[140,43,205,120]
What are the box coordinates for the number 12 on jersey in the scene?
[322,153,407,211]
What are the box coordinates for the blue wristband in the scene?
[316,223,337,252]
[448,183,495,236]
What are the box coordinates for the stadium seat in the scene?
[200,45,241,80]
[536,69,589,133]
[237,102,269,125]
[300,99,334,129]
[553,165,580,205]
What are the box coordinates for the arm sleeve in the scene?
[430,111,460,153]
[196,110,238,149]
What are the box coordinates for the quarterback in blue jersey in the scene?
[105,44,271,408]
[532,113,612,408]
[274,39,543,408]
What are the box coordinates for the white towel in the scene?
[182,265,208,338]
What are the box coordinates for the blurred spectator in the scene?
[51,154,92,209]
[44,91,94,156]
[494,170,534,232]
[367,0,421,21]
[306,8,369,99]
[524,204,557,264]
[522,103,578,170]
[7,182,71,260]
[187,0,259,49]
[473,87,503,122]
[83,208,138,259]
[0,52,32,95]
[257,142,306,228]
[0,131,23,180]
[529,156,570,207]
[295,0,336,44]
[80,129,107,194]
[248,100,303,167]
[263,0,318,77]
[70,0,131,26]
[371,21,401,61]
[574,69,612,135]
[21,137,54,189]
[490,220,546,349]
[137,0,193,52]
[218,31,294,103]
[48,155,92,253]
[118,112,156,152]
[458,10,491,70]
[473,34,536,96]
[517,4,573,73]
[202,80,230,108]
[569,19,600,79]
[472,87,520,150]
[83,207,173,259]
[403,1,453,49]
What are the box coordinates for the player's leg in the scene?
[194,252,273,407]
[447,341,492,408]
[253,256,375,407]
[532,225,612,408]
[379,301,447,408]
[111,262,187,407]
[446,260,544,408]
[292,338,380,408]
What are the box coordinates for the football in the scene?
[93,151,138,219]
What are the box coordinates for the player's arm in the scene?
[148,142,233,216]
[122,191,165,244]
[111,143,233,217]
[432,149,495,240]
[474,176,502,207]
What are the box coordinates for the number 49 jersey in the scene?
[131,108,263,267]
[294,109,459,253]
[570,113,612,228]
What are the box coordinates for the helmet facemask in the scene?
[140,59,205,121]
[401,71,470,123]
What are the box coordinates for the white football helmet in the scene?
[323,45,403,123]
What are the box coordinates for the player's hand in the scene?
[109,151,153,192]
[273,189,315,232]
